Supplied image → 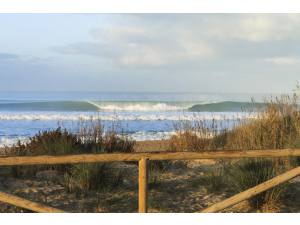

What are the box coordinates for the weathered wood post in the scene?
[138,157,148,213]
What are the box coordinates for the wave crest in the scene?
[92,102,185,111]
[0,100,266,112]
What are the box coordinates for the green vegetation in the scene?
[4,90,300,212]
[226,158,287,212]
[169,91,300,212]
[8,121,135,193]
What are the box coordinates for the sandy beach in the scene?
[1,138,300,213]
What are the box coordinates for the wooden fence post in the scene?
[138,157,148,213]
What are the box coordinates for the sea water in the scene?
[0,91,268,146]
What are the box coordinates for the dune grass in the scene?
[8,120,135,193]
[3,90,300,211]
[169,94,300,152]
[169,91,300,212]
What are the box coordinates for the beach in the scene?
[1,143,300,213]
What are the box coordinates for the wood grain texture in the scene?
[0,149,300,166]
[1,149,300,213]
[201,166,300,213]
[138,157,148,213]
[0,191,64,213]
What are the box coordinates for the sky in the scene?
[0,14,300,93]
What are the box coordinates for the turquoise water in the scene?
[0,92,268,146]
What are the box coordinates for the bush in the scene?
[168,91,300,211]
[64,163,124,194]
[148,160,173,188]
[169,94,300,152]
[8,121,135,193]
[10,128,81,177]
[169,131,212,152]
[204,165,226,193]
[169,119,220,151]
[11,128,82,156]
[223,95,300,150]
[226,158,288,212]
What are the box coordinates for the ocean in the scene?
[0,91,269,147]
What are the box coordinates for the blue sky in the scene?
[0,14,300,93]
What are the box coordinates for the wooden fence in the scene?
[1,148,300,213]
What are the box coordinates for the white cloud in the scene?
[5,14,300,93]
[238,16,277,42]
[119,45,167,66]
[53,14,300,69]
[264,56,300,65]
[55,24,216,66]
[90,26,149,43]
[205,14,300,42]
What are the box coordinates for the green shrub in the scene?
[204,165,226,193]
[226,158,288,212]
[12,128,82,156]
[148,161,173,188]
[8,122,135,193]
[10,128,81,177]
[64,163,124,194]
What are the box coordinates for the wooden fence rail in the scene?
[0,191,64,213]
[0,148,300,213]
[1,149,300,166]
[201,166,300,213]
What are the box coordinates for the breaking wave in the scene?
[189,101,265,112]
[0,100,191,112]
[0,112,257,121]
[87,101,188,111]
[0,100,266,112]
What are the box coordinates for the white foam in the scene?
[0,131,176,147]
[0,136,29,148]
[0,112,258,121]
[0,113,92,121]
[128,131,177,141]
[88,101,187,111]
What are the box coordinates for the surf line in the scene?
[85,101,102,111]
